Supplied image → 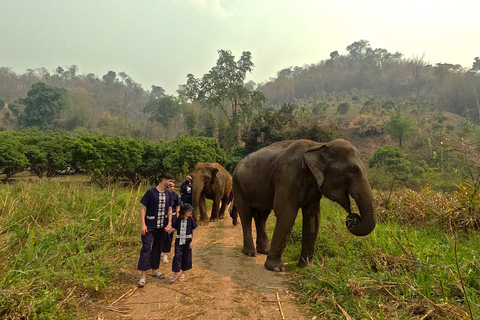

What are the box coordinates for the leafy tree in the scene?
[143,95,181,129]
[383,108,413,148]
[0,131,29,181]
[181,50,266,148]
[224,146,249,173]
[183,105,199,135]
[160,134,226,177]
[20,129,73,178]
[136,140,165,185]
[21,82,67,127]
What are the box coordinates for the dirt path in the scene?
[95,218,310,320]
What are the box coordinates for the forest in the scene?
[2,40,480,319]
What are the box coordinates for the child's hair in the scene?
[178,203,194,220]
[178,210,190,220]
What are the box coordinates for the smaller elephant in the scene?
[191,162,232,225]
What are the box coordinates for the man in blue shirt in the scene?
[137,172,174,287]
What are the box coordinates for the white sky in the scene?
[1,0,479,94]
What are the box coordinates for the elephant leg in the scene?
[218,194,229,219]
[265,205,298,272]
[210,198,221,221]
[298,201,320,268]
[254,210,270,254]
[235,196,256,257]
[199,195,209,225]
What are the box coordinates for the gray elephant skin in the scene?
[232,139,376,272]
[191,162,232,225]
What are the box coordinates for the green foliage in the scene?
[242,103,341,152]
[224,146,249,173]
[0,180,141,319]
[160,134,226,177]
[21,82,68,127]
[369,146,413,181]
[383,108,413,148]
[143,95,181,128]
[279,198,480,319]
[336,102,350,114]
[0,131,29,180]
[70,134,144,187]
[19,129,73,178]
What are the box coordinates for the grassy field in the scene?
[0,179,141,319]
[280,198,480,319]
[1,179,479,319]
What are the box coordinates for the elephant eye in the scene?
[349,166,359,174]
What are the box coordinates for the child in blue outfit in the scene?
[169,203,197,283]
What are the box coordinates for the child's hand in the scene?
[189,241,194,249]
[141,224,148,236]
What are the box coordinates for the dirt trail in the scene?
[95,218,309,320]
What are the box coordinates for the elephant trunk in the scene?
[346,182,376,236]
[191,179,204,221]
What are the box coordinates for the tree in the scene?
[20,129,73,178]
[0,131,29,181]
[143,95,181,129]
[383,108,413,148]
[21,82,68,127]
[181,50,266,148]
[160,134,226,176]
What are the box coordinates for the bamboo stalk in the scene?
[276,292,285,320]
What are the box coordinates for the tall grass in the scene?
[0,179,143,319]
[280,199,480,319]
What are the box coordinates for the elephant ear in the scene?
[304,145,328,190]
[210,167,220,186]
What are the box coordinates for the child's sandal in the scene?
[179,274,185,282]
[169,274,177,283]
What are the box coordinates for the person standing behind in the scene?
[180,175,193,205]
[137,172,174,287]
[169,203,197,283]
[161,180,181,263]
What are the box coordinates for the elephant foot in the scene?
[297,256,314,268]
[256,244,269,255]
[265,257,285,272]
[199,219,210,226]
[242,246,256,257]
[210,217,219,222]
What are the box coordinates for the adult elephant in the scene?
[191,162,232,225]
[232,139,376,272]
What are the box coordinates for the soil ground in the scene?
[92,217,310,320]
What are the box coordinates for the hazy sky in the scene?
[2,0,479,94]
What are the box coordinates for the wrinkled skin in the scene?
[191,162,232,225]
[233,139,376,272]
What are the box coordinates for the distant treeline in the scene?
[259,40,480,122]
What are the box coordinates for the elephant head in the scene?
[303,139,376,236]
[191,163,219,220]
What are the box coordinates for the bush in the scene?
[337,102,350,114]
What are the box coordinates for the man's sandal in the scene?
[137,278,146,287]
[179,274,185,282]
[169,274,177,283]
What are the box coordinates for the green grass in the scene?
[0,179,142,319]
[278,199,480,319]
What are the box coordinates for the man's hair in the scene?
[159,172,174,181]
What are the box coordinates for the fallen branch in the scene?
[110,287,136,306]
[276,292,285,320]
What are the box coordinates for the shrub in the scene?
[348,114,383,136]
[337,102,350,114]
